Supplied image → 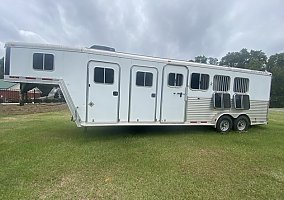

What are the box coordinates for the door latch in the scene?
[113,91,119,96]
[176,92,185,97]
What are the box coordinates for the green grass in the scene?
[1,110,284,199]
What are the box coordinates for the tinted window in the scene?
[168,73,183,87]
[94,67,114,84]
[200,74,209,90]
[223,93,231,109]
[235,95,242,109]
[243,95,250,110]
[105,68,114,84]
[176,74,183,86]
[168,73,175,86]
[145,72,153,86]
[44,54,54,70]
[214,92,231,109]
[191,73,209,90]
[136,71,153,87]
[214,93,222,108]
[234,94,250,110]
[136,72,145,86]
[94,67,104,83]
[191,73,200,89]
[33,53,43,70]
[33,53,54,70]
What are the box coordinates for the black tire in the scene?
[233,116,250,132]
[216,115,233,133]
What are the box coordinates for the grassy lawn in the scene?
[0,110,283,199]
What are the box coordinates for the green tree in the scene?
[267,53,284,72]
[219,48,267,70]
[219,48,250,68]
[0,57,4,79]
[195,55,207,64]
[267,53,284,107]
[246,50,267,70]
[208,57,218,65]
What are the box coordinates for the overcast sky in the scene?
[1,0,284,60]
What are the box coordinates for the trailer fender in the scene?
[213,113,251,128]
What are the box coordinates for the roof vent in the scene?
[89,45,115,52]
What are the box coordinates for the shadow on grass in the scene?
[57,125,220,142]
[54,123,271,144]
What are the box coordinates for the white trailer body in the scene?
[4,42,272,132]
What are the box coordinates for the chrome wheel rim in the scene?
[237,119,246,131]
[220,120,230,132]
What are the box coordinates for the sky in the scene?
[0,0,284,60]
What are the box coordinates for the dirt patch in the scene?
[0,103,68,115]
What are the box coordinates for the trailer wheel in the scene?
[233,116,249,132]
[216,115,232,133]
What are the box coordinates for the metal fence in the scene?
[0,89,41,103]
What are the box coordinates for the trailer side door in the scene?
[129,66,158,122]
[87,61,120,123]
[160,65,188,123]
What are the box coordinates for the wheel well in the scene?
[236,114,251,125]
[215,114,233,128]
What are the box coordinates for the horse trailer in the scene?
[4,42,272,132]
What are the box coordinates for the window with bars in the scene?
[190,73,209,90]
[234,77,249,93]
[213,75,230,91]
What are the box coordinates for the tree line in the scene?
[0,48,283,107]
